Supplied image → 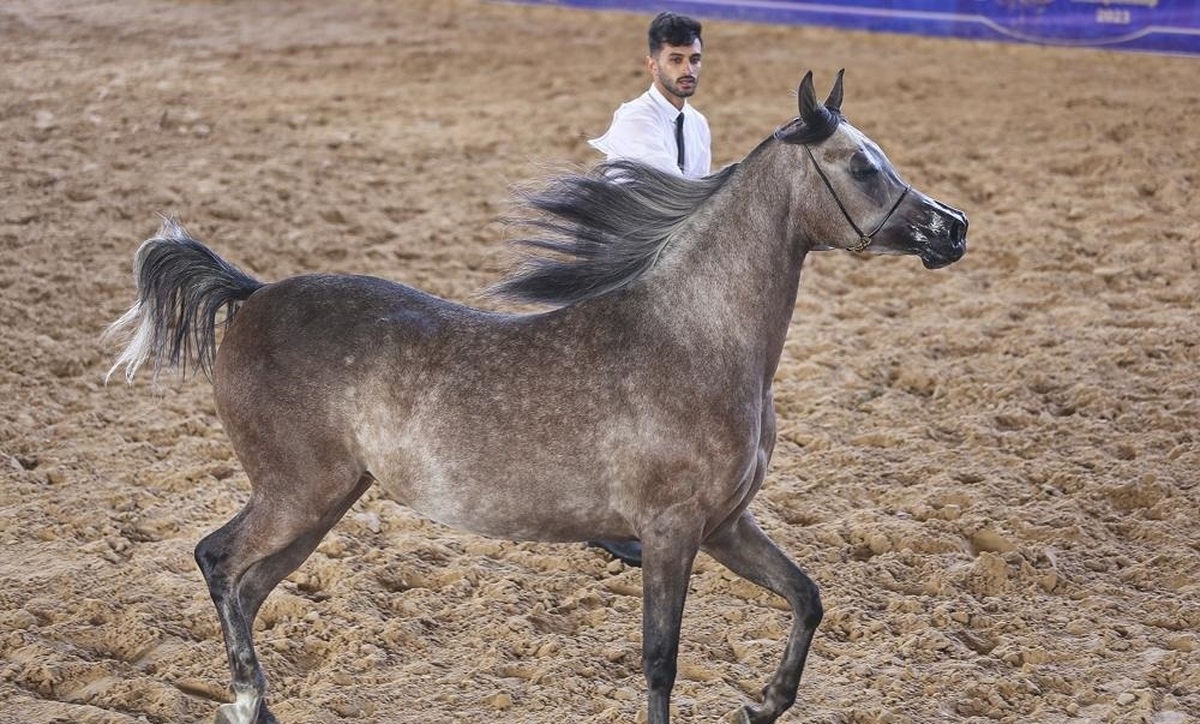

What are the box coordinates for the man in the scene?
[586,12,712,568]
[589,11,712,180]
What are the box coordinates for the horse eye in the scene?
[850,152,878,180]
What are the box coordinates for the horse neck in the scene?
[647,145,808,380]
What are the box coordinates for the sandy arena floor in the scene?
[1,1,1197,722]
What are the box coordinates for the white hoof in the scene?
[214,689,261,724]
[725,706,753,724]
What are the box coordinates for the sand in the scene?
[1,1,1197,722]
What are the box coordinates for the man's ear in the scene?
[645,55,656,76]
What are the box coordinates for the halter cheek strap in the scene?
[804,145,910,253]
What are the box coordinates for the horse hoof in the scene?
[214,706,240,724]
[729,704,774,724]
[214,700,261,724]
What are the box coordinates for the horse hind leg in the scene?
[701,511,823,724]
[196,509,266,724]
[195,470,373,724]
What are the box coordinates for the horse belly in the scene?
[381,473,630,543]
[359,422,628,543]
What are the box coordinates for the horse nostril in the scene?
[951,215,968,242]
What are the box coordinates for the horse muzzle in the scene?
[919,204,968,269]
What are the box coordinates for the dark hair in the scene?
[648,12,702,55]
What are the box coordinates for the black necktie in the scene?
[675,112,685,173]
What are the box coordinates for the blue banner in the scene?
[520,1,1200,56]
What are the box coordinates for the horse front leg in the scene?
[639,530,701,724]
[702,510,822,724]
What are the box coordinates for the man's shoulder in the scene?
[612,91,667,123]
[620,87,660,111]
[685,104,711,130]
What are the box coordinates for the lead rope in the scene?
[804,145,910,253]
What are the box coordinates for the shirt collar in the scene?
[648,84,688,119]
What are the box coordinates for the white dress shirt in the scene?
[589,84,712,179]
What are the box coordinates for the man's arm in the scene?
[589,107,681,176]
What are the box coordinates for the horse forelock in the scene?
[490,161,738,307]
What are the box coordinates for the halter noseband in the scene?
[804,145,910,253]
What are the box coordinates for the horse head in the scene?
[774,70,967,269]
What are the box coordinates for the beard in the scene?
[659,72,697,99]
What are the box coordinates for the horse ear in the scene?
[777,69,842,145]
[825,69,845,114]
[798,70,819,121]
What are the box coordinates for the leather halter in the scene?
[804,145,910,253]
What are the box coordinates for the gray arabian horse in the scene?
[106,71,966,724]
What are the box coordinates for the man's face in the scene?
[648,39,702,105]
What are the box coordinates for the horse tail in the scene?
[105,218,264,384]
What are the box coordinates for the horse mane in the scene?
[490,159,739,307]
